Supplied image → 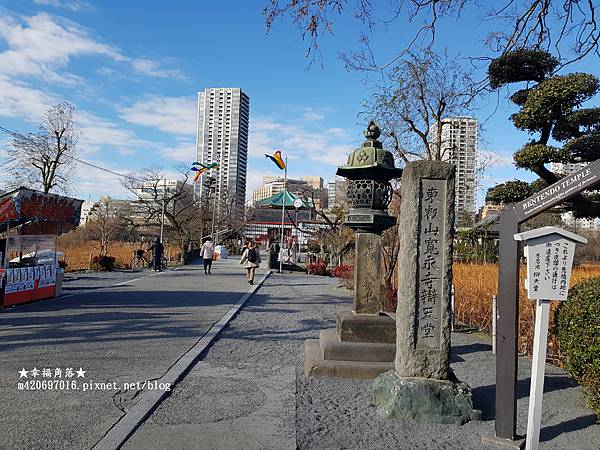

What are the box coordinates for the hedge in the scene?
[556,276,600,417]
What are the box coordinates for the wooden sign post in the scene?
[514,227,587,450]
[491,159,600,447]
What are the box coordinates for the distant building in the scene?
[561,212,600,230]
[81,196,132,226]
[551,162,589,175]
[551,162,599,230]
[253,176,327,209]
[327,178,347,209]
[479,203,504,221]
[195,87,250,210]
[433,117,478,225]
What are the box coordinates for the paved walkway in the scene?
[125,271,600,450]
[2,267,598,449]
[0,258,263,450]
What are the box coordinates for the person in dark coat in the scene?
[148,237,164,272]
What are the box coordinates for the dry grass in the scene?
[57,241,179,271]
[453,262,600,363]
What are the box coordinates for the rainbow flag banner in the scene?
[265,150,286,170]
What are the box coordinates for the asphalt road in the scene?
[0,258,262,450]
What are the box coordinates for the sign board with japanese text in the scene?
[515,227,587,301]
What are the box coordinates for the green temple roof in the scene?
[255,190,308,208]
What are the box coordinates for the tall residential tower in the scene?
[438,117,478,225]
[195,88,250,210]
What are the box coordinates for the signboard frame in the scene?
[494,159,600,442]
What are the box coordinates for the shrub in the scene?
[332,264,353,280]
[556,276,600,417]
[92,255,116,272]
[307,259,329,276]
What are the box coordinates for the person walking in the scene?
[201,237,215,274]
[147,237,164,272]
[240,240,261,285]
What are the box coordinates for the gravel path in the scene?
[127,271,600,450]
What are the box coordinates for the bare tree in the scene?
[86,197,128,257]
[264,0,600,69]
[5,102,78,193]
[214,187,253,243]
[121,166,204,263]
[364,49,479,163]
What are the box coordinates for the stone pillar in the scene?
[395,161,454,379]
[371,161,480,425]
[353,233,382,315]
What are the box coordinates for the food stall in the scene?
[0,187,82,307]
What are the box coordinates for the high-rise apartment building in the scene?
[435,117,478,225]
[195,88,250,210]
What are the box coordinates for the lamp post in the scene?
[160,178,166,243]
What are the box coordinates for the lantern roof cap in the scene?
[336,120,403,181]
[514,226,587,244]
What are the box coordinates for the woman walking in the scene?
[201,237,215,274]
[240,240,261,285]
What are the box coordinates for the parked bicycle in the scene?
[130,249,167,272]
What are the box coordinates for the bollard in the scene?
[492,294,497,354]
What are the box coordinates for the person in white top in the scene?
[201,238,215,274]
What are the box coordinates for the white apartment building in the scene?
[327,178,347,209]
[435,117,478,225]
[551,162,600,230]
[195,88,250,210]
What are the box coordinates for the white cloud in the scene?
[479,149,514,168]
[302,111,325,121]
[119,96,196,136]
[131,58,186,80]
[249,116,352,167]
[158,140,195,163]
[77,111,155,155]
[0,75,56,119]
[0,13,124,82]
[73,160,132,199]
[33,0,91,11]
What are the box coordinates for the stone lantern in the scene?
[337,120,402,235]
[303,121,404,379]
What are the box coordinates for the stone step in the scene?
[336,309,395,343]
[304,339,394,379]
[319,328,395,362]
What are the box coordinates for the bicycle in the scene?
[130,250,168,272]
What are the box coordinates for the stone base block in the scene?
[319,329,395,362]
[336,310,395,344]
[481,434,526,449]
[304,340,393,379]
[371,371,481,425]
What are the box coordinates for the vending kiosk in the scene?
[0,187,82,307]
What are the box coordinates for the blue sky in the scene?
[0,1,597,204]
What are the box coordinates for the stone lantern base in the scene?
[303,311,396,379]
